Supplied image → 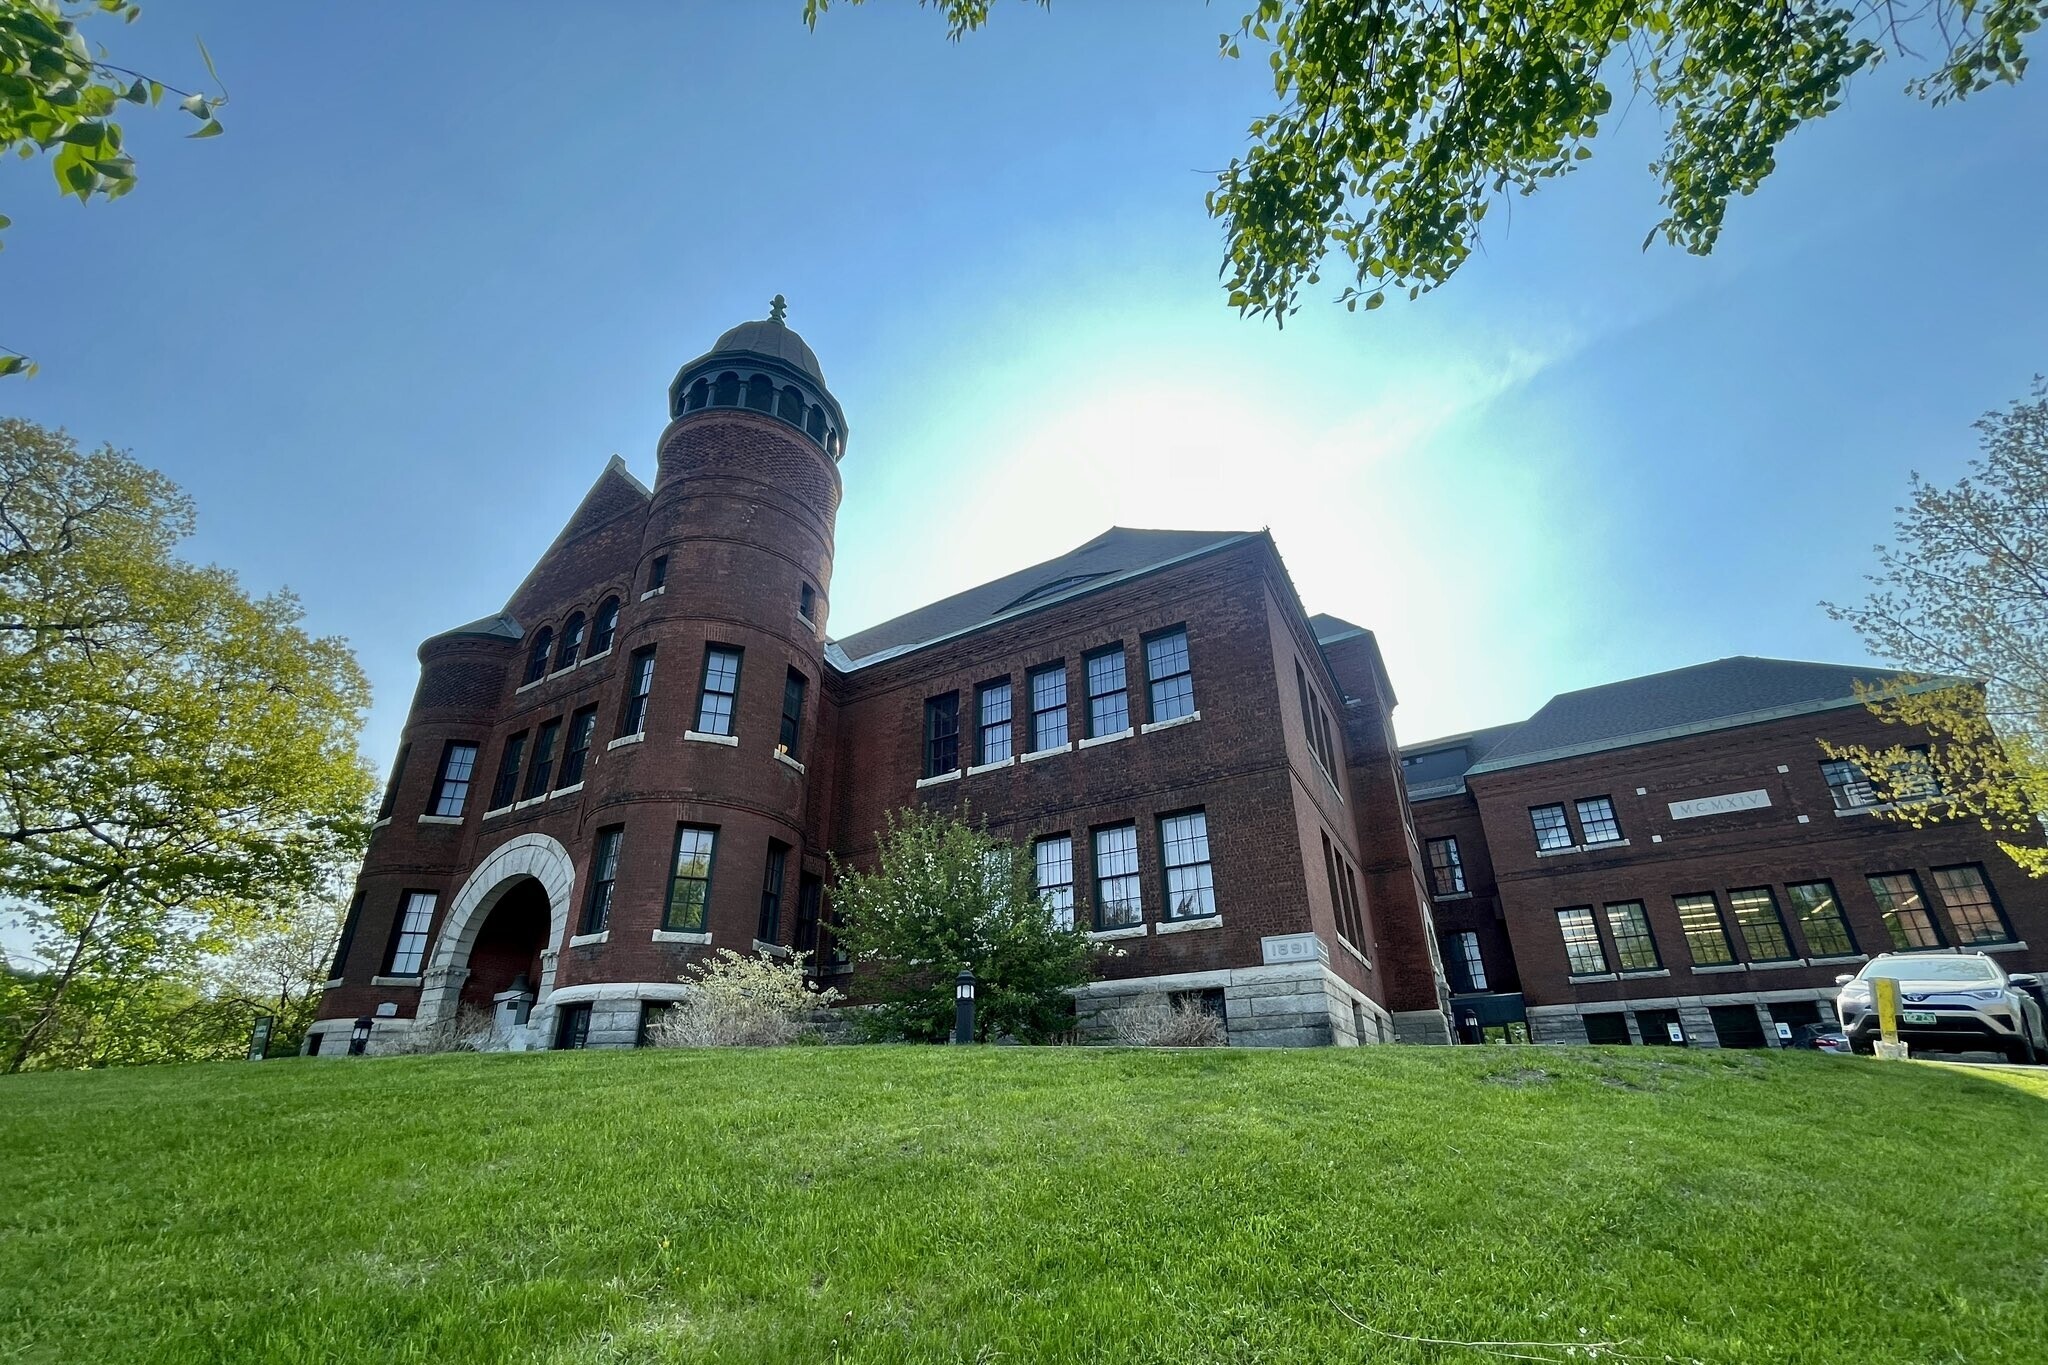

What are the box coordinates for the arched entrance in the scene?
[459,875,550,1012]
[416,834,576,1036]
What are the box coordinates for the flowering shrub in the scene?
[645,948,842,1048]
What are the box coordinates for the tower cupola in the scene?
[666,296,847,460]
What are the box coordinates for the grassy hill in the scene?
[1,1047,2043,1364]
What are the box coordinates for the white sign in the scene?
[1667,788,1772,821]
[1775,1021,1794,1041]
[1262,932,1328,966]
[1665,1022,1685,1044]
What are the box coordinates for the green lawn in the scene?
[1,1047,2043,1364]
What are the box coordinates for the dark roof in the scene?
[1310,613,1368,644]
[427,611,523,645]
[710,319,823,383]
[830,527,1255,668]
[1399,723,1524,801]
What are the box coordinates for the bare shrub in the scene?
[645,949,842,1048]
[383,1002,496,1056]
[1109,996,1226,1047]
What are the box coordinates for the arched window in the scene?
[712,372,740,406]
[746,374,773,411]
[805,406,826,441]
[778,386,803,424]
[686,378,709,411]
[554,613,586,671]
[826,429,841,459]
[589,596,620,656]
[523,627,554,685]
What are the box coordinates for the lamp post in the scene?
[348,1017,373,1056]
[954,968,976,1045]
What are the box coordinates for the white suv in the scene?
[1837,951,2047,1063]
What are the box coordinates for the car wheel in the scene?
[1850,1037,1875,1056]
[2003,1036,2038,1066]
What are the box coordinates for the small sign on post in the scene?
[246,1014,274,1061]
[1774,1021,1793,1044]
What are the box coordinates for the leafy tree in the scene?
[806,0,2039,322]
[1,418,373,1071]
[206,885,346,1055]
[1824,379,2048,875]
[830,807,1096,1042]
[1,0,225,375]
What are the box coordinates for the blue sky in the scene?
[8,0,2046,774]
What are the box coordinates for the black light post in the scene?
[954,968,976,1045]
[348,1017,373,1056]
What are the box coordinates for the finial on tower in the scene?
[768,294,788,325]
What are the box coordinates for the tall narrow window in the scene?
[619,647,655,736]
[1530,804,1573,852]
[588,596,620,655]
[1296,663,1321,770]
[1821,759,1879,811]
[523,717,561,799]
[923,692,960,777]
[488,732,527,810]
[1159,810,1216,919]
[665,826,717,932]
[1556,907,1608,975]
[1674,893,1735,966]
[1576,797,1622,844]
[1144,627,1195,723]
[1785,880,1857,957]
[648,555,669,591]
[794,874,823,952]
[1726,887,1794,961]
[1931,864,2012,945]
[1034,835,1075,930]
[429,741,479,817]
[1426,837,1465,895]
[523,628,554,686]
[554,613,585,671]
[758,841,789,943]
[330,891,365,980]
[975,679,1013,764]
[1321,833,1346,937]
[582,827,622,934]
[1029,664,1068,751]
[778,669,807,758]
[377,744,410,819]
[557,707,597,788]
[1868,871,1943,949]
[385,892,437,976]
[1084,646,1129,738]
[1093,824,1142,928]
[1604,901,1661,971]
[1339,861,1365,945]
[554,1003,592,1050]
[799,582,817,622]
[696,646,742,736]
[1453,930,1488,992]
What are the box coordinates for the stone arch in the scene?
[416,833,576,1027]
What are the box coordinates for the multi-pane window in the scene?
[665,826,717,932]
[923,692,960,777]
[1321,832,1366,946]
[523,628,554,685]
[1426,837,1465,895]
[1726,887,1794,961]
[976,679,1013,764]
[648,555,669,590]
[696,646,742,736]
[555,1002,592,1050]
[1674,893,1735,966]
[1556,907,1609,975]
[1093,824,1142,928]
[1604,901,1661,971]
[1931,864,2012,945]
[799,582,817,622]
[1530,804,1573,852]
[779,669,807,758]
[378,744,410,819]
[429,742,478,818]
[1576,797,1622,844]
[1034,835,1075,930]
[1144,627,1195,723]
[1159,810,1216,919]
[588,596,620,656]
[385,891,437,976]
[1453,930,1488,992]
[582,827,622,934]
[1891,745,1941,801]
[620,647,655,736]
[758,841,789,943]
[554,612,585,671]
[523,717,561,800]
[1785,880,1857,957]
[1821,759,1879,811]
[558,707,597,789]
[1295,661,1338,774]
[1029,665,1068,751]
[1084,646,1129,737]
[488,732,527,810]
[1868,871,1944,949]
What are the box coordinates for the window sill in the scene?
[1808,953,1868,965]
[752,939,791,957]
[1087,924,1148,942]
[547,665,576,681]
[371,816,392,831]
[1078,727,1134,750]
[915,769,962,788]
[1020,743,1072,763]
[966,755,1015,776]
[1618,968,1670,979]
[417,814,464,826]
[550,782,584,800]
[1746,958,1806,971]
[1583,837,1630,850]
[482,805,513,821]
[652,929,711,945]
[320,978,344,992]
[797,613,817,633]
[773,749,806,774]
[579,648,612,668]
[1140,710,1201,735]
[370,975,420,988]
[568,930,609,948]
[1156,915,1221,935]
[1535,845,1581,858]
[606,733,644,751]
[640,586,666,601]
[513,795,546,810]
[684,730,739,747]
[1337,935,1371,968]
[1568,971,1619,983]
[1433,890,1473,902]
[1980,939,2029,953]
[1319,765,1346,804]
[515,678,543,695]
[1690,963,1746,975]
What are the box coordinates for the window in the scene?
[619,647,655,736]
[1556,907,1608,975]
[1708,1004,1768,1050]
[554,1002,592,1050]
[1453,930,1488,992]
[779,669,807,758]
[1821,759,1879,811]
[1726,887,1794,961]
[1144,627,1195,723]
[665,826,717,932]
[1576,796,1622,844]
[1426,837,1465,895]
[1295,661,1338,774]
[1675,893,1734,965]
[488,732,527,810]
[648,555,669,591]
[1093,824,1142,928]
[1029,664,1068,751]
[523,628,554,686]
[1034,835,1075,930]
[1931,864,2013,945]
[1321,832,1366,946]
[696,646,743,736]
[1530,804,1573,852]
[758,841,789,943]
[637,1001,672,1047]
[429,741,479,817]
[589,596,620,655]
[377,743,410,819]
[1868,871,1944,949]
[558,708,597,788]
[1785,880,1857,957]
[523,717,561,800]
[582,827,622,934]
[1584,1013,1632,1046]
[799,582,817,622]
[975,679,1013,764]
[1340,861,1365,948]
[384,892,437,976]
[330,891,364,979]
[554,613,585,671]
[1084,646,1129,737]
[1159,810,1216,919]
[1604,901,1661,971]
[1890,745,1941,801]
[923,692,960,777]
[794,874,823,953]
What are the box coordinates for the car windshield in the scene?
[1861,957,1999,984]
